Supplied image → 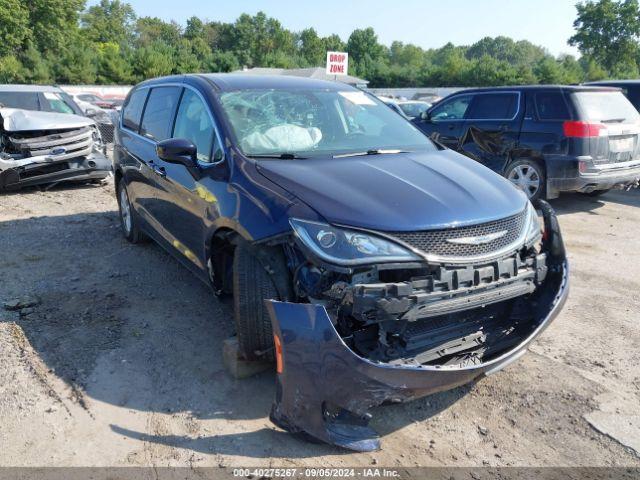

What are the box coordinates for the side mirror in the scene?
[157,138,198,167]
[420,110,431,121]
[85,108,97,117]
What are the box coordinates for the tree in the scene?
[81,0,136,45]
[299,28,324,66]
[0,0,31,56]
[26,0,85,54]
[136,17,182,48]
[133,42,174,78]
[96,42,134,83]
[569,0,640,75]
[347,28,386,77]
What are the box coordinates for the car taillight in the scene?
[563,121,607,138]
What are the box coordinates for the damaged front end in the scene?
[266,201,568,451]
[0,108,111,191]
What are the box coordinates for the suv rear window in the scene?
[572,91,640,124]
[0,92,39,110]
[122,88,149,132]
[467,93,518,120]
[535,92,569,120]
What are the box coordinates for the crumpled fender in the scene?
[265,201,569,451]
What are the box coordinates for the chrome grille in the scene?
[9,126,94,161]
[389,210,527,259]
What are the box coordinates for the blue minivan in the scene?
[114,74,568,451]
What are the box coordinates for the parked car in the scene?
[585,80,640,111]
[0,107,111,191]
[377,96,409,117]
[72,92,117,110]
[396,100,431,119]
[413,85,640,200]
[0,85,115,144]
[114,74,568,451]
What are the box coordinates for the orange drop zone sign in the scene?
[326,51,349,76]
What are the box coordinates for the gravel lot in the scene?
[0,180,639,468]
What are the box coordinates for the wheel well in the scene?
[114,169,123,194]
[505,155,546,177]
[209,228,238,295]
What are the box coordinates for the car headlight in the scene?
[290,218,421,266]
[524,201,542,244]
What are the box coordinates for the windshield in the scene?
[40,92,76,114]
[573,91,640,123]
[399,102,430,118]
[0,92,40,110]
[218,89,435,157]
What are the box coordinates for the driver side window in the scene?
[173,89,221,163]
[430,95,473,121]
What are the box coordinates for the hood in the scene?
[0,108,94,132]
[256,149,528,231]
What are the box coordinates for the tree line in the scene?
[0,0,637,87]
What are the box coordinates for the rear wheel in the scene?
[232,242,291,361]
[505,159,546,201]
[116,180,144,243]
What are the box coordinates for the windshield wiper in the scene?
[601,118,626,123]
[246,153,308,160]
[332,149,411,159]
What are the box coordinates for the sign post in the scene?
[326,51,348,81]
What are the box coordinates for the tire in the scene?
[116,180,144,244]
[505,159,546,201]
[232,242,291,361]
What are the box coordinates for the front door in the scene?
[153,87,226,274]
[414,94,473,149]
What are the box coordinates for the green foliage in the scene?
[81,0,136,44]
[570,0,640,75]
[0,0,30,57]
[0,1,637,86]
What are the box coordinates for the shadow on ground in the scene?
[0,210,470,457]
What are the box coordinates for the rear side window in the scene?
[0,92,39,110]
[122,88,148,132]
[572,91,640,124]
[140,87,182,141]
[467,93,519,120]
[535,92,570,120]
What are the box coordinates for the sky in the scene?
[96,0,581,57]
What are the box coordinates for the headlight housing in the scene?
[524,201,542,244]
[290,218,420,266]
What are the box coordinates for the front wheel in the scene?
[505,159,546,201]
[232,242,291,361]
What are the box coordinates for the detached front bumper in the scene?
[0,150,111,191]
[265,202,569,451]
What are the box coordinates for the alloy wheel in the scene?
[119,185,132,234]
[507,164,540,199]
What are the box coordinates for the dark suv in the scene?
[114,74,567,451]
[413,85,640,200]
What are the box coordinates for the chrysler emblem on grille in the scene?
[446,230,509,245]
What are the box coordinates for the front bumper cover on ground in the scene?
[0,150,111,191]
[265,202,569,452]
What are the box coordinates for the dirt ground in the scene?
[0,179,639,469]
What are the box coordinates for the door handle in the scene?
[448,124,455,130]
[153,166,166,178]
